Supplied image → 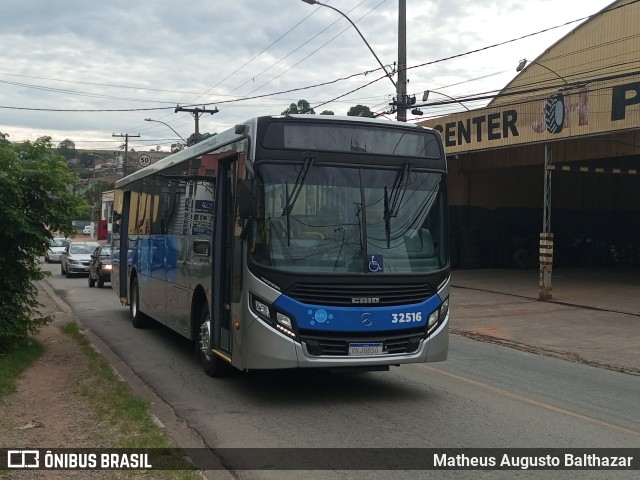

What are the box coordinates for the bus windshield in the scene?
[250,162,448,274]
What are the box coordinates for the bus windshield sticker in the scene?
[368,255,384,273]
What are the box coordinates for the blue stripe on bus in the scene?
[129,235,179,282]
[273,293,442,332]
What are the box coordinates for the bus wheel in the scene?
[130,277,148,328]
[197,306,229,377]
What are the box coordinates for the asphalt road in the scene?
[42,263,640,479]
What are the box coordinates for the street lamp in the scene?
[516,59,568,85]
[408,90,470,116]
[144,118,186,142]
[422,90,470,111]
[301,0,396,89]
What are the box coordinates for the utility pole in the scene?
[396,0,407,122]
[175,106,219,141]
[388,0,413,121]
[112,133,140,177]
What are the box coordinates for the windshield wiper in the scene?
[282,152,314,245]
[383,162,412,248]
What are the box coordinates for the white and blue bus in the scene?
[111,115,450,376]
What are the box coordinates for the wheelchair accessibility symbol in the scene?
[368,255,384,273]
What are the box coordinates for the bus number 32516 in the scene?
[391,312,423,323]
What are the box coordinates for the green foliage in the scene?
[57,138,77,161]
[347,105,375,117]
[78,151,96,168]
[171,142,186,153]
[282,99,315,115]
[0,338,43,399]
[0,134,84,350]
[82,180,115,210]
[320,110,335,115]
[186,132,214,147]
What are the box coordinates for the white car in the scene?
[82,225,92,235]
[45,237,70,263]
[60,241,100,277]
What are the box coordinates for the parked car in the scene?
[88,245,112,288]
[82,225,92,235]
[60,241,100,277]
[45,237,70,263]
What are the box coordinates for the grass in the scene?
[60,322,203,479]
[0,339,44,400]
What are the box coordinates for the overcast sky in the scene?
[0,0,614,152]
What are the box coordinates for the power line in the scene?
[233,0,388,102]
[1,0,637,116]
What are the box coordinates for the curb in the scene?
[451,328,640,377]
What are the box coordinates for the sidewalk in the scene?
[449,268,640,374]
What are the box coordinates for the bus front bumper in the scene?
[239,313,449,371]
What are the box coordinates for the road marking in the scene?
[420,364,640,437]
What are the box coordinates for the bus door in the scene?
[211,156,238,354]
[114,190,131,302]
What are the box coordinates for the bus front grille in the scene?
[287,283,433,307]
[300,331,423,356]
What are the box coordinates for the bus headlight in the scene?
[250,293,297,339]
[426,296,449,335]
[439,297,449,321]
[252,297,271,318]
[427,310,439,330]
[276,312,293,330]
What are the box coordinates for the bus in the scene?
[111,115,450,376]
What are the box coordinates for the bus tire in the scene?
[130,277,148,328]
[197,305,229,377]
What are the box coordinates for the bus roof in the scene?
[115,115,436,189]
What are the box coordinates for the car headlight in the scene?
[250,293,297,339]
[68,259,80,264]
[102,264,112,270]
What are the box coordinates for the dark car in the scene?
[88,245,112,288]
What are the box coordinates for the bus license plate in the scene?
[348,343,383,356]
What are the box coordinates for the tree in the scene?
[187,132,215,147]
[0,134,85,350]
[320,110,335,115]
[57,138,77,161]
[171,142,185,153]
[282,99,315,115]
[347,105,375,118]
[82,181,115,213]
[78,151,96,168]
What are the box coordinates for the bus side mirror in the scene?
[112,213,122,234]
[237,179,254,219]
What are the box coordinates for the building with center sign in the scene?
[418,0,639,296]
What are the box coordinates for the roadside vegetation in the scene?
[61,322,202,479]
[0,132,85,352]
[0,319,201,479]
[0,339,43,399]
[1,132,205,478]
